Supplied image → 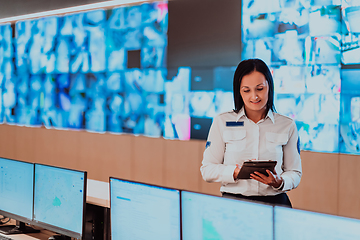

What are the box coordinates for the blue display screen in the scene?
[33,164,86,237]
[2,0,360,155]
[275,206,360,239]
[0,2,176,138]
[0,158,34,221]
[241,0,360,155]
[340,68,360,153]
[181,191,273,240]
[110,178,180,240]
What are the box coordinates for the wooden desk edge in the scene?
[86,196,110,208]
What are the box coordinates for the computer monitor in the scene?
[110,178,181,240]
[0,158,38,234]
[33,164,87,239]
[190,117,212,140]
[274,206,360,239]
[190,68,214,91]
[181,191,274,240]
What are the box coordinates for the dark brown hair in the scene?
[233,58,276,113]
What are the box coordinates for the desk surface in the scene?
[5,230,53,240]
[0,221,54,240]
[86,179,110,208]
[0,234,38,240]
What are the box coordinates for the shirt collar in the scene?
[267,109,275,124]
[236,107,275,124]
[236,108,246,121]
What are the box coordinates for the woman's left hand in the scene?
[250,169,283,188]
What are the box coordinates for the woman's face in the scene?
[240,71,269,115]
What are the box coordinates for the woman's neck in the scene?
[244,107,267,123]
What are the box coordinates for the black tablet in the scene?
[237,160,277,179]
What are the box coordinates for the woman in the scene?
[200,58,302,207]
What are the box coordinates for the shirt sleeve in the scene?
[278,121,302,192]
[200,115,237,184]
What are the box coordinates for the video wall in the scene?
[0,0,236,141]
[242,0,360,155]
[0,2,173,137]
[1,0,359,155]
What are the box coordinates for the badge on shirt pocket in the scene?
[226,121,244,127]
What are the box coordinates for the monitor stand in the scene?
[0,221,40,235]
[48,235,71,240]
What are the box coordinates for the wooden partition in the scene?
[287,151,339,215]
[0,124,16,158]
[338,154,360,219]
[1,124,360,218]
[15,125,35,161]
[163,139,202,191]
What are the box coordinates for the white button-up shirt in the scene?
[200,108,302,196]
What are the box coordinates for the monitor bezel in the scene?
[32,163,87,239]
[0,157,35,225]
[109,177,182,240]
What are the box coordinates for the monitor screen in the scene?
[110,178,180,240]
[240,0,350,155]
[0,158,34,222]
[190,117,212,140]
[33,164,86,239]
[274,206,360,239]
[181,191,273,240]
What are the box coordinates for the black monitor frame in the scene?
[31,163,87,239]
[109,177,182,240]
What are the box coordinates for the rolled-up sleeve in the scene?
[280,121,302,191]
[200,116,237,184]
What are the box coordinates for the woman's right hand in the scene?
[233,164,241,180]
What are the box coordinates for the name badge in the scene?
[226,121,244,127]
